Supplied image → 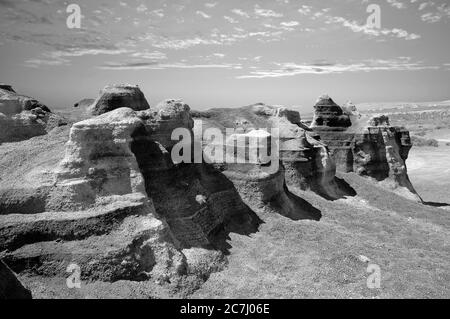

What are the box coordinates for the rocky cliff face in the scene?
[0,85,65,144]
[310,96,421,202]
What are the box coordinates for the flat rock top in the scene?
[90,84,150,115]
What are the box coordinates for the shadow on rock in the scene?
[423,201,450,207]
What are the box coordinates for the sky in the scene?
[0,0,449,113]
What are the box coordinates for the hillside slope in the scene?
[192,173,449,299]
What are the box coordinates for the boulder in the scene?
[88,84,150,116]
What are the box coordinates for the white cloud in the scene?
[324,15,421,40]
[99,62,241,71]
[136,4,148,13]
[196,11,211,19]
[280,21,299,27]
[254,5,284,18]
[237,57,437,78]
[224,16,238,23]
[386,0,407,9]
[298,5,312,15]
[231,8,250,18]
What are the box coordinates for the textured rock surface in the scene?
[193,103,351,200]
[0,259,32,299]
[0,103,259,284]
[135,101,259,249]
[0,109,186,282]
[311,95,352,129]
[88,84,150,116]
[310,96,421,201]
[144,99,194,150]
[0,86,65,144]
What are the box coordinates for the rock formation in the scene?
[0,108,186,282]
[310,96,421,202]
[0,95,260,284]
[88,84,150,116]
[193,103,353,202]
[0,84,16,93]
[0,259,32,299]
[0,85,65,143]
[311,95,352,129]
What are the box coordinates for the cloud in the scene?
[324,15,421,40]
[23,47,133,68]
[231,8,250,18]
[418,2,450,23]
[237,57,438,78]
[386,0,407,9]
[224,15,238,23]
[98,61,241,70]
[280,21,299,27]
[129,50,167,60]
[136,4,148,13]
[298,5,313,15]
[421,12,441,23]
[196,10,211,19]
[254,5,283,18]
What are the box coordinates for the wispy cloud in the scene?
[254,5,283,18]
[323,14,421,40]
[237,57,438,78]
[386,0,407,9]
[98,61,242,70]
[196,10,211,19]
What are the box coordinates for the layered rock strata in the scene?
[0,108,186,282]
[193,103,351,200]
[310,96,421,201]
[0,98,260,283]
[310,95,352,129]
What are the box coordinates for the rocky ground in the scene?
[14,171,450,299]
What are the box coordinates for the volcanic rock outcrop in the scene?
[0,85,64,143]
[0,259,32,299]
[88,84,150,116]
[310,96,421,201]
